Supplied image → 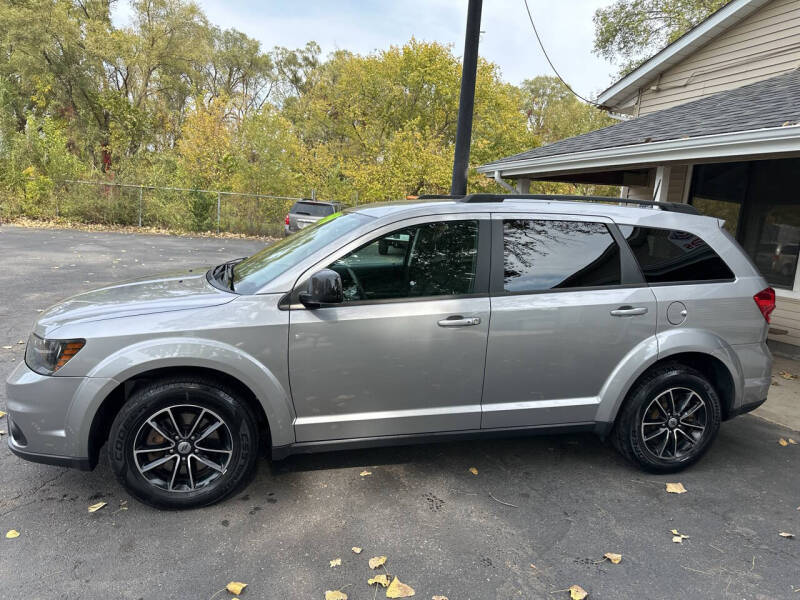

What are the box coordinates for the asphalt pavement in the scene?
[1,224,799,600]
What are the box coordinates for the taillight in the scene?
[754,287,775,323]
[285,214,290,225]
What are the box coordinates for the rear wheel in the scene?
[613,364,722,473]
[109,377,260,509]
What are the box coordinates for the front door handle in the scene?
[610,306,648,317]
[437,316,481,327]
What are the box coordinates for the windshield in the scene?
[232,212,372,294]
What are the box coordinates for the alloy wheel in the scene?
[640,387,708,461]
[133,404,233,492]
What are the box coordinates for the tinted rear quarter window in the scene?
[621,226,734,283]
[291,202,334,217]
[503,219,622,292]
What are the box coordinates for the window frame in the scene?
[489,212,645,297]
[285,213,493,309]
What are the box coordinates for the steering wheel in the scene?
[343,266,366,300]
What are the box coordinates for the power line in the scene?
[521,0,599,106]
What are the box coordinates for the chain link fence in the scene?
[0,179,340,237]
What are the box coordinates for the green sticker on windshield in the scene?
[317,211,342,225]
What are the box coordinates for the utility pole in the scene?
[450,0,483,196]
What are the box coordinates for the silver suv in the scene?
[5,195,774,508]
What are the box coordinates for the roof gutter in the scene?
[479,125,800,178]
[493,170,516,192]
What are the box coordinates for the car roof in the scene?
[348,198,722,229]
[293,199,337,206]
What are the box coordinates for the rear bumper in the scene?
[729,396,768,417]
[733,341,772,416]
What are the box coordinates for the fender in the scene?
[70,337,296,456]
[593,328,742,429]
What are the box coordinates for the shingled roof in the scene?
[480,69,800,173]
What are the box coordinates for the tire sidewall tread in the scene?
[613,364,722,473]
[108,376,259,509]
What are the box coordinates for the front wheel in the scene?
[613,364,722,473]
[108,377,260,509]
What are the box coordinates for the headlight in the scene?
[25,334,85,375]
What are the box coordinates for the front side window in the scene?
[503,219,622,293]
[621,226,734,284]
[329,220,480,302]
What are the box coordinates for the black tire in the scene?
[613,364,722,473]
[108,376,260,509]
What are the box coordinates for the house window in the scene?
[690,158,800,291]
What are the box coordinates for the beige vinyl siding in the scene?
[667,166,689,204]
[638,0,800,115]
[623,166,689,203]
[769,296,800,346]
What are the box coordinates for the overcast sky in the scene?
[114,0,619,98]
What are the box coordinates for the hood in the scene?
[36,268,235,335]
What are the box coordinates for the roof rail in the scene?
[452,193,700,215]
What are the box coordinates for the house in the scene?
[479,0,800,350]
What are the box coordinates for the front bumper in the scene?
[4,361,115,469]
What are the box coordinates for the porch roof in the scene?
[479,69,800,180]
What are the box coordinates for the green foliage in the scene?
[593,0,731,75]
[0,0,619,231]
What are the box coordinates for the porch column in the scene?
[516,178,530,194]
[653,166,672,203]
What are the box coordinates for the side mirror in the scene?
[299,268,343,308]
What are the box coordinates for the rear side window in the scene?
[291,202,334,217]
[621,226,734,283]
[503,220,622,292]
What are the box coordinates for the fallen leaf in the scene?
[779,532,794,538]
[2,346,12,350]
[671,529,690,543]
[386,577,415,598]
[569,584,588,600]
[432,597,449,600]
[226,582,247,595]
[368,574,390,587]
[469,467,478,475]
[369,555,387,569]
[329,558,342,567]
[779,370,796,380]
[779,438,789,447]
[352,547,362,554]
[325,591,348,600]
[5,529,20,539]
[665,482,687,494]
[603,552,622,564]
[0,410,6,418]
[88,501,107,513]
[789,438,798,445]
[17,340,24,344]
[360,470,372,477]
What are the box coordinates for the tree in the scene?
[593,0,731,75]
[521,76,614,145]
[283,40,536,200]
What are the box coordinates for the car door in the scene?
[481,213,657,429]
[288,213,491,442]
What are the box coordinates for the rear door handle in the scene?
[610,306,648,317]
[437,316,481,327]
